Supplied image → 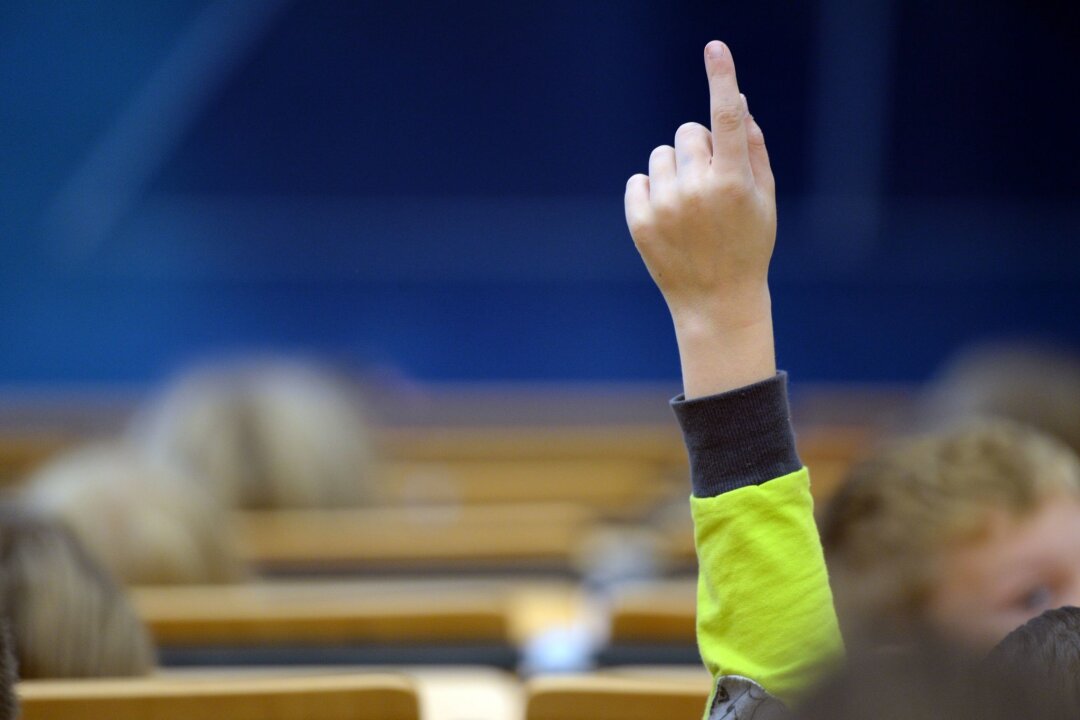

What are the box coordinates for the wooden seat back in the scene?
[608,580,697,645]
[18,673,419,720]
[132,580,513,647]
[525,674,710,720]
[234,503,595,572]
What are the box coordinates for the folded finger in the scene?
[648,145,678,202]
[624,173,652,236]
[674,122,712,178]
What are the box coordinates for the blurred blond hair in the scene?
[0,506,155,678]
[0,621,15,719]
[132,360,375,509]
[21,443,244,585]
[921,343,1080,456]
[820,420,1080,639]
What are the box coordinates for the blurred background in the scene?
[2,3,1080,716]
[3,0,1077,387]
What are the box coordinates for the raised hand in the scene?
[625,41,778,398]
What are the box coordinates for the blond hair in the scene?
[22,443,244,585]
[821,420,1080,637]
[922,343,1080,456]
[0,621,15,719]
[132,360,375,509]
[0,507,155,678]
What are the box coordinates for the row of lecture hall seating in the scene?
[18,669,712,720]
[0,384,908,718]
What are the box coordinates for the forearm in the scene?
[625,39,836,719]
[673,376,843,708]
[671,287,776,400]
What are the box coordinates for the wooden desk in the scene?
[0,434,73,483]
[608,581,697,645]
[17,673,419,720]
[132,579,583,654]
[525,674,710,720]
[149,666,525,720]
[379,425,685,464]
[372,457,681,517]
[132,580,513,647]
[234,503,596,573]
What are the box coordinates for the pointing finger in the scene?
[703,41,751,180]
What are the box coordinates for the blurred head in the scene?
[797,629,1080,720]
[984,606,1080,711]
[132,360,375,509]
[821,420,1080,651]
[0,620,16,720]
[0,505,155,678]
[21,443,244,585]
[922,342,1080,456]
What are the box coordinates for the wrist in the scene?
[669,288,777,399]
[669,284,773,338]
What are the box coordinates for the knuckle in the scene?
[650,198,679,221]
[678,179,709,204]
[649,145,674,162]
[627,217,653,241]
[711,102,744,131]
[713,174,752,199]
[747,122,767,146]
[675,121,707,139]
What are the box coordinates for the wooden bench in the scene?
[17,673,419,720]
[596,580,699,666]
[0,433,74,483]
[379,425,686,464]
[371,457,682,518]
[525,674,710,720]
[131,579,583,667]
[132,580,512,647]
[233,503,597,573]
[608,581,697,646]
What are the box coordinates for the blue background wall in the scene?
[2,0,1078,385]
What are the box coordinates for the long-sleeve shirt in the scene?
[671,373,844,718]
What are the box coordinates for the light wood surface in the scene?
[525,674,710,720]
[132,580,511,646]
[371,457,680,516]
[157,666,526,720]
[608,581,697,644]
[17,673,419,720]
[379,425,686,463]
[0,434,73,481]
[234,503,595,571]
[132,579,583,647]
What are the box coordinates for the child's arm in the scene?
[625,41,843,715]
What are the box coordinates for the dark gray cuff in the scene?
[671,372,801,497]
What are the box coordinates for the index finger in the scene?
[704,41,751,178]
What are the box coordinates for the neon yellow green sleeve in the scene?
[692,467,844,706]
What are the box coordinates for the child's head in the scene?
[0,505,155,677]
[984,606,1080,710]
[821,420,1080,650]
[21,443,244,585]
[922,342,1080,457]
[132,360,376,509]
[798,627,1080,720]
[0,621,15,720]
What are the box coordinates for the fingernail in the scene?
[706,41,724,58]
